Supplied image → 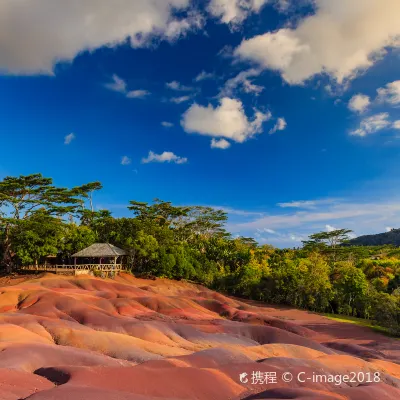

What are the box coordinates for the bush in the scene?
[372,293,400,335]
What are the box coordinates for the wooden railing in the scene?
[20,264,127,273]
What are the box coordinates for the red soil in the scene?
[0,272,399,399]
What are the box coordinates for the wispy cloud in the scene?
[166,80,194,91]
[64,133,75,145]
[121,156,131,165]
[211,138,231,149]
[126,90,150,99]
[269,118,287,134]
[105,74,127,93]
[105,75,150,99]
[161,121,174,128]
[170,95,192,104]
[219,68,263,97]
[350,113,391,137]
[142,151,188,164]
[348,94,371,113]
[229,196,400,247]
[277,199,338,209]
[194,71,215,82]
[377,80,400,106]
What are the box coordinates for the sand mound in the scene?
[0,273,399,399]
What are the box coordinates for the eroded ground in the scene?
[0,273,399,399]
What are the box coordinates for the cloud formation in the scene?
[208,0,268,25]
[350,113,391,137]
[170,96,192,104]
[142,151,188,164]
[211,138,231,149]
[230,196,400,246]
[269,117,287,134]
[277,198,337,209]
[0,0,199,74]
[126,90,151,99]
[348,94,371,114]
[105,75,150,99]
[220,69,264,97]
[194,71,215,82]
[181,97,271,143]
[166,81,194,91]
[161,121,174,128]
[64,133,75,145]
[235,0,400,84]
[377,80,400,105]
[121,156,132,165]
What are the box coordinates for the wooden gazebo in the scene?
[72,243,128,275]
[21,243,128,276]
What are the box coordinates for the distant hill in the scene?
[347,228,400,246]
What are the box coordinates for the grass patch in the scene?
[322,313,397,338]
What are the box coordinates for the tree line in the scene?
[1,174,400,335]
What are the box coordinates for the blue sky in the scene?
[1,0,400,247]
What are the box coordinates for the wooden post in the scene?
[74,257,77,276]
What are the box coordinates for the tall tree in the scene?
[0,174,97,271]
[303,229,353,261]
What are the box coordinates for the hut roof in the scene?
[72,243,127,258]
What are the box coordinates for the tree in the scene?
[73,182,103,212]
[332,262,369,316]
[60,224,97,258]
[303,229,353,261]
[0,174,98,271]
[10,211,64,266]
[296,253,333,311]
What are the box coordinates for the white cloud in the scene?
[393,121,400,130]
[231,198,400,243]
[269,117,287,134]
[194,71,215,82]
[220,68,264,97]
[350,112,391,137]
[142,151,188,164]
[105,75,150,99]
[325,224,336,232]
[104,74,127,93]
[161,121,174,128]
[64,133,75,145]
[126,90,151,99]
[235,0,400,84]
[181,97,271,143]
[257,228,276,234]
[166,80,194,91]
[0,0,197,75]
[377,80,400,105]
[121,156,132,165]
[278,199,337,209]
[208,0,268,25]
[170,95,192,104]
[211,138,231,149]
[348,94,371,113]
[386,226,393,232]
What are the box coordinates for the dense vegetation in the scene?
[346,229,400,247]
[1,174,400,335]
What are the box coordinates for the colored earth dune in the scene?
[0,273,400,399]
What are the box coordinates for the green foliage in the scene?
[332,262,369,316]
[372,292,400,335]
[10,212,64,265]
[2,173,400,336]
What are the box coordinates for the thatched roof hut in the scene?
[72,243,127,258]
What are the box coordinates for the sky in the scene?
[1,0,400,247]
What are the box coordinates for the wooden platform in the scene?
[20,264,127,276]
